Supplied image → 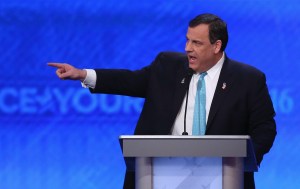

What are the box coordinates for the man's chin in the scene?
[188,64,198,72]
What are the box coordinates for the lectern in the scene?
[119,135,257,189]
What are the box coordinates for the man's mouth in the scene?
[188,55,197,63]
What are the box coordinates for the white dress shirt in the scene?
[171,53,225,135]
[81,53,225,136]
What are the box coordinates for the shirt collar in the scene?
[205,52,225,80]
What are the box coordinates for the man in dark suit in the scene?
[49,13,276,189]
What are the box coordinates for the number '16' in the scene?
[269,88,294,114]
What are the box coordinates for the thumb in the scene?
[56,68,71,79]
[59,70,74,79]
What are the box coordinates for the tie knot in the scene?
[200,72,207,79]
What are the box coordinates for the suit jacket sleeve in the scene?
[89,65,151,98]
[247,72,277,165]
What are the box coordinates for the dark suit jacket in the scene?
[91,52,277,189]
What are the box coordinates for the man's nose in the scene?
[185,41,193,52]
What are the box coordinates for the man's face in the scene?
[185,24,221,73]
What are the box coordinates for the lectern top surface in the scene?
[119,135,250,140]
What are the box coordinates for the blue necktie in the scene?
[192,72,207,135]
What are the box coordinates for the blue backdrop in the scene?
[0,0,299,188]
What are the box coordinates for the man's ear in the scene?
[214,40,222,54]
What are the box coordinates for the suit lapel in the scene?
[172,62,190,119]
[206,57,234,130]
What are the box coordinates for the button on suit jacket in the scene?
[90,52,277,189]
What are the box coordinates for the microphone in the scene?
[182,68,195,135]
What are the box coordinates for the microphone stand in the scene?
[182,68,194,135]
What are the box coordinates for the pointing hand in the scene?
[48,63,87,81]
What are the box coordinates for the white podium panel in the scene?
[153,157,222,189]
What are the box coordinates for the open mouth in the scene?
[188,55,197,62]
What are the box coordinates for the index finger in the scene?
[47,62,65,68]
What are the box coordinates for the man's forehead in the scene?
[186,24,210,38]
[187,24,209,32]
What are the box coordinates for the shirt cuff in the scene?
[81,69,97,89]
